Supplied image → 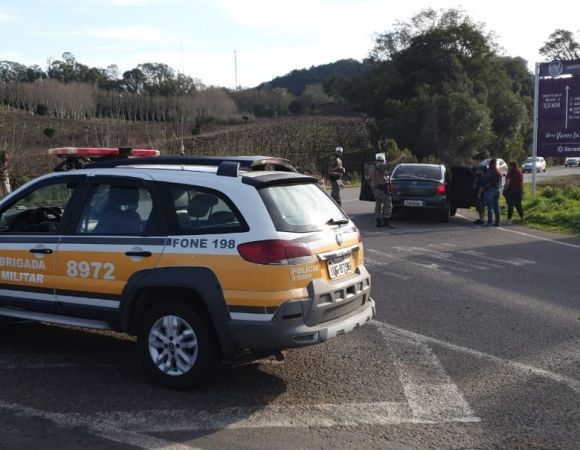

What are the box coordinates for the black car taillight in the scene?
[435,183,446,195]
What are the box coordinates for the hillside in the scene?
[0,107,371,188]
[257,59,373,95]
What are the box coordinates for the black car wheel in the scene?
[450,206,457,217]
[438,205,450,223]
[138,301,219,390]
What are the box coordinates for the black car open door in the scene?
[448,166,476,214]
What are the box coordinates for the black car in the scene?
[390,164,452,222]
[360,163,478,223]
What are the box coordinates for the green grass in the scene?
[509,175,580,235]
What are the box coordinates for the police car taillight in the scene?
[48,147,160,158]
[238,240,312,265]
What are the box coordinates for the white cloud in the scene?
[110,0,150,5]
[0,51,23,61]
[0,5,16,21]
[86,25,177,45]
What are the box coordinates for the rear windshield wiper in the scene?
[326,218,349,225]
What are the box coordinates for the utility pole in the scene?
[234,50,238,90]
[180,37,185,155]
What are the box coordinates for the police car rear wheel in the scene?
[138,302,218,390]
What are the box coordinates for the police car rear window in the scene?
[259,183,348,233]
[168,185,246,234]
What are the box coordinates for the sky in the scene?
[1,0,579,89]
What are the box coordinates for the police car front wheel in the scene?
[138,302,219,390]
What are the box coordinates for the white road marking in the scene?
[391,246,473,272]
[0,400,197,450]
[367,248,451,275]
[386,245,533,272]
[364,256,412,279]
[457,250,535,267]
[456,213,580,250]
[0,326,480,446]
[0,353,137,370]
[371,320,580,395]
[394,246,484,272]
[428,243,458,249]
[499,227,580,250]
[77,400,477,433]
[391,336,478,422]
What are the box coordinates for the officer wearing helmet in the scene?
[328,146,346,206]
[367,152,405,228]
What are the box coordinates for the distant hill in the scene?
[258,59,374,96]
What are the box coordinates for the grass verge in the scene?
[510,175,580,235]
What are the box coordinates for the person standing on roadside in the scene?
[472,165,486,225]
[328,146,345,206]
[367,152,406,228]
[482,158,501,226]
[503,160,524,224]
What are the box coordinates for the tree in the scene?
[229,87,293,117]
[336,8,531,164]
[297,84,333,113]
[539,29,580,61]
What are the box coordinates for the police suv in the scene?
[0,148,375,389]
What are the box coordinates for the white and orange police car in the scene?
[0,147,375,389]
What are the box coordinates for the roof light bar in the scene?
[48,147,160,158]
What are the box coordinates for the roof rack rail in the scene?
[83,155,298,172]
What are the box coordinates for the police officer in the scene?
[328,146,345,206]
[367,153,405,228]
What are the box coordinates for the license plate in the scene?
[404,200,424,207]
[327,255,353,279]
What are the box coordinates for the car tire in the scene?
[438,205,450,223]
[138,301,220,390]
[450,206,457,217]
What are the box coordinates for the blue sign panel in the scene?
[539,59,580,77]
[537,76,580,157]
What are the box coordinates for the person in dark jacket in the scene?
[482,159,501,226]
[367,153,405,228]
[327,146,345,206]
[503,160,524,224]
[472,165,486,225]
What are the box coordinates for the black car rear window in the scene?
[392,165,442,180]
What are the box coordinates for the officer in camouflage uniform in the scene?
[367,153,405,228]
[327,146,345,206]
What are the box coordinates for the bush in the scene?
[35,104,48,116]
[43,127,56,138]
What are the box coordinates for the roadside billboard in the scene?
[537,60,580,157]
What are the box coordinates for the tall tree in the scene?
[337,8,532,163]
[539,29,580,60]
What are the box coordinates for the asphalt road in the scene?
[523,165,580,182]
[1,186,580,449]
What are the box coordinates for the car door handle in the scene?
[30,248,53,255]
[125,251,152,257]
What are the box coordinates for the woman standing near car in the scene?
[482,159,501,226]
[503,161,524,224]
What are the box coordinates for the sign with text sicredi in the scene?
[537,76,580,157]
